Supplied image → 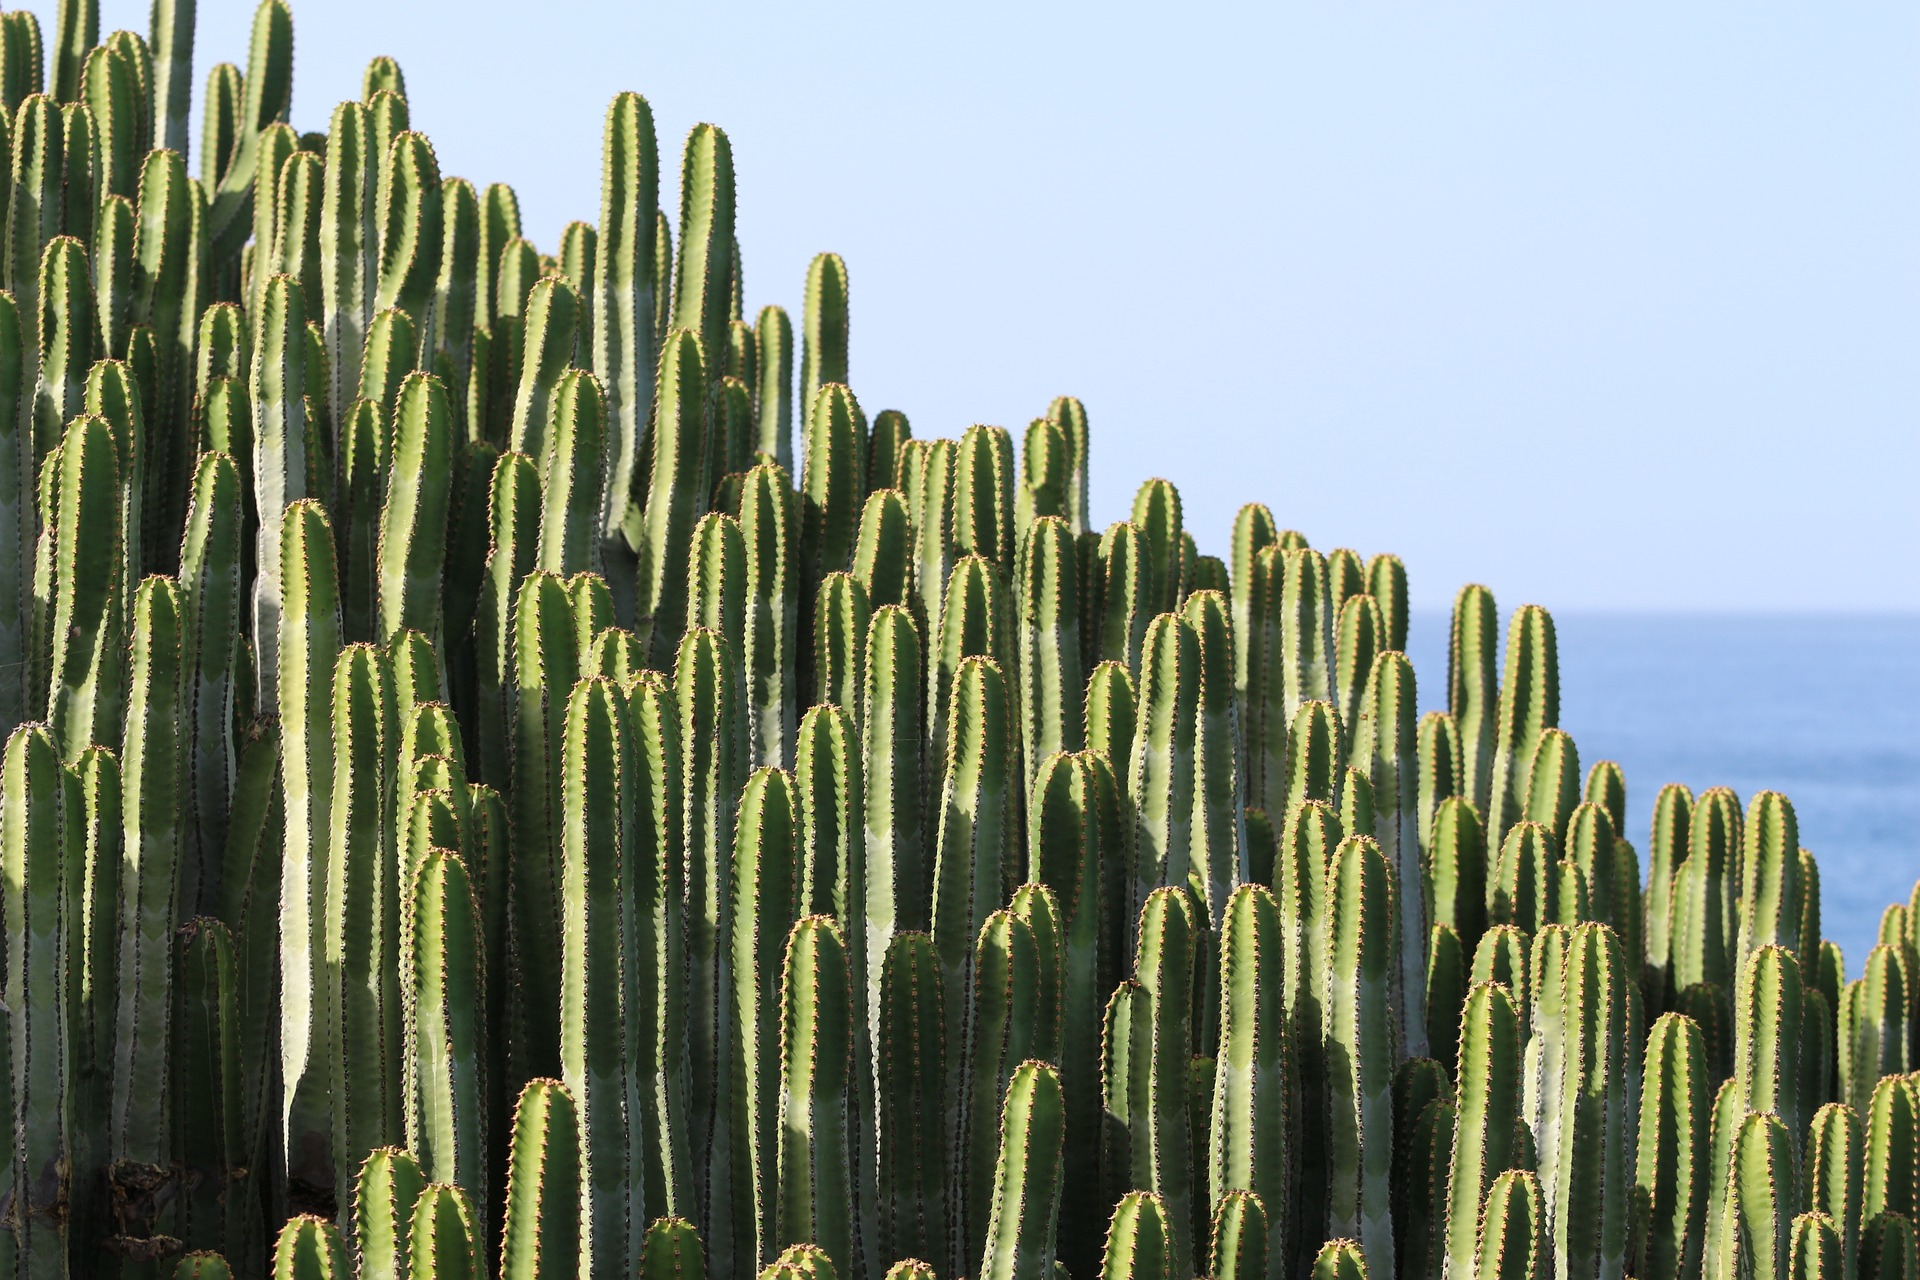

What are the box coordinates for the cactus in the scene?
[0,9,1897,1275]
[977,1059,1067,1280]
[1736,944,1806,1142]
[1019,516,1084,798]
[799,250,848,439]
[1539,923,1632,1280]
[932,656,1017,1252]
[272,1215,351,1280]
[635,328,709,665]
[1323,835,1396,1274]
[407,1183,482,1280]
[354,1147,425,1280]
[1792,1213,1843,1280]
[1476,1171,1545,1280]
[1128,613,1201,933]
[1210,883,1292,1277]
[46,412,123,761]
[407,847,487,1216]
[1103,1191,1176,1280]
[775,914,854,1269]
[1736,1110,1796,1280]
[556,675,641,1276]
[1313,1238,1371,1280]
[1738,791,1802,964]
[3,723,76,1272]
[802,383,864,637]
[1808,1102,1862,1280]
[960,902,1054,1266]
[1631,1011,1710,1280]
[813,572,870,719]
[722,766,801,1273]
[1486,605,1557,844]
[1673,791,1741,1020]
[1863,1214,1919,1280]
[1863,1074,1917,1230]
[496,1079,583,1280]
[879,930,946,1267]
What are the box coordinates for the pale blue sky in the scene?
[101,0,1919,610]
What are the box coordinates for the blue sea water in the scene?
[1403,612,1920,975]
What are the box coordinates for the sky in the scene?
[92,0,1920,611]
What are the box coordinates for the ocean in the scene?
[1402,612,1920,976]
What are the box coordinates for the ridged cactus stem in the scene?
[1102,1191,1176,1280]
[1359,650,1426,1056]
[775,915,855,1271]
[559,677,642,1280]
[250,274,309,703]
[376,372,454,645]
[1541,923,1631,1280]
[1736,1110,1797,1280]
[1476,1171,1545,1280]
[1123,886,1199,1280]
[723,766,800,1274]
[1631,1012,1710,1280]
[1486,605,1557,844]
[1444,981,1523,1280]
[978,1060,1068,1280]
[1324,835,1397,1274]
[863,603,924,1027]
[1210,883,1292,1279]
[279,500,342,1201]
[963,909,1045,1274]
[1030,750,1122,1280]
[354,1146,425,1280]
[3,723,75,1272]
[635,328,708,666]
[500,1078,583,1280]
[931,655,1016,1203]
[1183,590,1246,929]
[536,368,607,578]
[674,123,737,389]
[1019,516,1085,799]
[1128,614,1201,932]
[407,847,488,1235]
[45,413,123,762]
[1807,1102,1861,1280]
[878,930,946,1268]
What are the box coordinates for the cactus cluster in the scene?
[0,5,1902,1280]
